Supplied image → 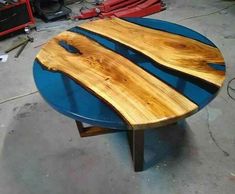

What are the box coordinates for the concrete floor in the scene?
[0,0,235,193]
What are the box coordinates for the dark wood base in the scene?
[127,130,144,171]
[75,121,144,172]
[75,121,124,137]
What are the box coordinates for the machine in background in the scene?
[33,0,71,22]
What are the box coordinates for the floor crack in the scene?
[0,91,39,105]
[206,107,230,157]
[178,3,235,22]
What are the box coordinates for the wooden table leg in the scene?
[76,120,144,171]
[127,130,144,172]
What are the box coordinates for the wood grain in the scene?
[36,31,198,130]
[80,18,225,87]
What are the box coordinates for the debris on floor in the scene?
[0,52,8,63]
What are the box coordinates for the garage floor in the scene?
[0,0,235,193]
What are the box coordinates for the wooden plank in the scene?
[36,31,198,130]
[79,18,225,87]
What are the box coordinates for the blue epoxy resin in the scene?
[33,18,224,129]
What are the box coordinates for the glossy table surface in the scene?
[33,18,225,130]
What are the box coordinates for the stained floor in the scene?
[0,0,235,194]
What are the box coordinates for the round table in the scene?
[33,18,225,171]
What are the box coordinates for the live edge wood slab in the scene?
[80,18,225,87]
[36,18,225,130]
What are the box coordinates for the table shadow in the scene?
[143,121,192,170]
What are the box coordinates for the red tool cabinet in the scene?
[0,0,35,37]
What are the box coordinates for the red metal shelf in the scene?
[0,0,35,37]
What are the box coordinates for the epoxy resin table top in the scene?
[33,18,225,130]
